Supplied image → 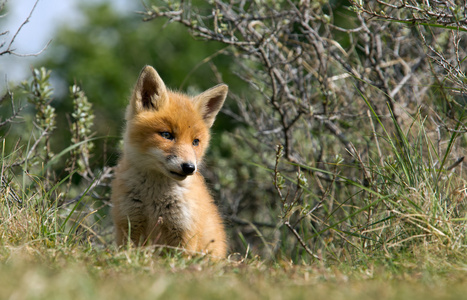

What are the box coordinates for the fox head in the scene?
[124,65,228,181]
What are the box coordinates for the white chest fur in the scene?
[122,168,194,234]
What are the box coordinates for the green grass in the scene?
[1,243,467,300]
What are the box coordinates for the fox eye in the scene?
[192,139,200,146]
[160,132,174,140]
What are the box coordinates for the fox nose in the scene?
[181,162,196,175]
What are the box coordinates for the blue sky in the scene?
[0,0,136,90]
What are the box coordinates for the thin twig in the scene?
[0,0,51,57]
[284,221,322,260]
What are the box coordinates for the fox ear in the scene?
[193,84,228,128]
[130,65,168,115]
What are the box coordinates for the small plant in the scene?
[20,67,56,170]
[69,84,95,177]
[0,67,109,250]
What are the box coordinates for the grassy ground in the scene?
[1,241,467,300]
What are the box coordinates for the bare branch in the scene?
[0,0,51,57]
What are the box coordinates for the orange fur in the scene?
[111,65,228,257]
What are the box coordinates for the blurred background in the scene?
[1,0,240,149]
[1,0,133,84]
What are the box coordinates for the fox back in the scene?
[111,65,228,258]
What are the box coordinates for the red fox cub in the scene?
[111,65,228,258]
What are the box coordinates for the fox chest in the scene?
[125,176,193,235]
